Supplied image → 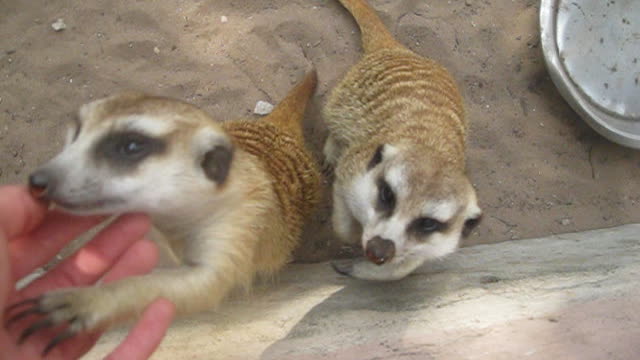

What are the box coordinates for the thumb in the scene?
[0,186,47,240]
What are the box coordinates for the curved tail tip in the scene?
[303,68,318,89]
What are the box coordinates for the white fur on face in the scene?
[348,171,377,226]
[41,117,228,216]
[121,115,176,137]
[422,200,458,223]
[385,164,406,195]
[46,141,212,216]
[363,214,405,252]
[464,190,482,221]
[43,136,113,214]
[412,231,460,259]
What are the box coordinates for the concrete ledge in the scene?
[83,225,640,359]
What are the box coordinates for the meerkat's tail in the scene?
[264,70,317,141]
[337,0,400,53]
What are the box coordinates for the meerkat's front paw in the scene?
[6,287,111,354]
[331,257,417,282]
[331,259,355,276]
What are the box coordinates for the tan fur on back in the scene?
[325,1,467,170]
[223,119,320,274]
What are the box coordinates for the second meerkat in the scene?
[8,71,320,354]
[325,0,482,280]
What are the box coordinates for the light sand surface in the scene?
[2,0,640,260]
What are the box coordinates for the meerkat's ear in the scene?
[462,191,482,237]
[193,127,234,184]
[367,144,399,170]
[202,144,233,183]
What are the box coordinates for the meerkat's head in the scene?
[28,93,234,216]
[338,143,481,281]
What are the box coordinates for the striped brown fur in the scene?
[223,71,320,273]
[325,1,467,170]
[227,70,320,274]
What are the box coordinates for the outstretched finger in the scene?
[17,213,150,299]
[105,298,175,360]
[9,211,105,282]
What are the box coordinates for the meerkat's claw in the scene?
[4,295,81,355]
[5,297,41,313]
[42,329,76,356]
[5,298,45,328]
[331,259,355,276]
[7,289,100,353]
[18,318,54,344]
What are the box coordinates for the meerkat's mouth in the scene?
[52,197,124,214]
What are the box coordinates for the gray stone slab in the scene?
[83,224,640,359]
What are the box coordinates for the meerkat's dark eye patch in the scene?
[408,217,446,237]
[375,178,395,216]
[94,131,166,168]
[367,145,384,170]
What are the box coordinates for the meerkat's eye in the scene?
[114,133,152,159]
[409,217,445,236]
[376,178,395,215]
[94,131,166,166]
[120,138,146,156]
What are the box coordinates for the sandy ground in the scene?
[1,0,639,262]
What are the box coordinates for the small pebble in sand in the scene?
[51,18,66,32]
[253,100,274,115]
[154,46,160,54]
[561,218,571,226]
[221,15,228,23]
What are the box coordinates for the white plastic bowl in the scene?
[540,0,640,148]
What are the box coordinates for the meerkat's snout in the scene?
[28,169,52,198]
[364,236,395,265]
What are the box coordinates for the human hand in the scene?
[0,185,175,359]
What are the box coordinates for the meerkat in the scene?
[6,71,320,354]
[324,0,482,281]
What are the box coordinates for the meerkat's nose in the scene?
[365,237,396,265]
[28,170,51,198]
